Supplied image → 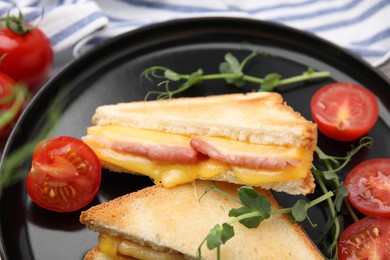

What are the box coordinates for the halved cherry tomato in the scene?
[338,217,390,260]
[345,158,390,218]
[26,136,101,212]
[310,82,379,142]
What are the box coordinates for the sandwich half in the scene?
[82,92,317,195]
[80,180,323,260]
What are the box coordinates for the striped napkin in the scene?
[1,0,389,67]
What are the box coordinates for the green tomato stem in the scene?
[0,11,35,35]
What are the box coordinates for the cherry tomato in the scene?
[345,158,390,218]
[310,82,379,142]
[0,72,27,138]
[0,14,53,91]
[26,136,101,212]
[338,217,390,260]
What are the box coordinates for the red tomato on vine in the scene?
[0,11,53,91]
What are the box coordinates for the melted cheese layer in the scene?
[98,234,184,260]
[88,125,191,146]
[84,125,313,188]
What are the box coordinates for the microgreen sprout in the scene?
[197,186,333,260]
[311,137,373,259]
[141,51,331,100]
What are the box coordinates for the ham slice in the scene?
[112,140,205,164]
[190,136,301,170]
[85,134,301,169]
[84,135,204,164]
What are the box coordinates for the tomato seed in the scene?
[373,227,379,236]
[49,189,56,198]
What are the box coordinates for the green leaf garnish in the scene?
[237,186,271,212]
[221,53,242,75]
[164,69,181,81]
[260,73,281,92]
[219,53,245,87]
[227,186,271,228]
[291,199,311,222]
[206,223,235,250]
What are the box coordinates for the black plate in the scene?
[1,17,390,260]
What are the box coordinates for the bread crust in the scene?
[80,181,323,260]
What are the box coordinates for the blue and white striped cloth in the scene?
[1,0,390,67]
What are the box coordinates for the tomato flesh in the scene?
[26,136,101,212]
[345,159,390,218]
[338,217,390,260]
[310,82,379,141]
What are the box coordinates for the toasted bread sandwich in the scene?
[80,180,323,260]
[82,92,317,195]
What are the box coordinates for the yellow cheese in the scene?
[232,161,312,184]
[86,148,309,188]
[88,125,190,146]
[84,125,312,188]
[195,135,313,161]
[98,233,126,260]
[90,148,229,188]
[98,234,184,260]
